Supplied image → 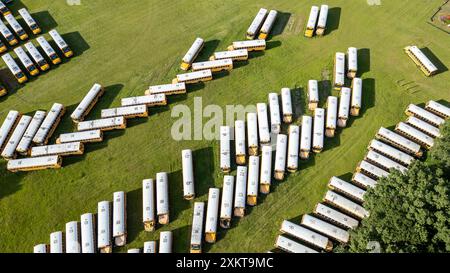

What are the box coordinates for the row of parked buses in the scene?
[1,29,72,84]
[32,189,173,254]
[0,7,41,51]
[333,47,359,90]
[273,100,448,253]
[304,5,329,38]
[245,8,278,40]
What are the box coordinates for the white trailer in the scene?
[300,115,313,159]
[182,149,195,200]
[257,103,271,144]
[287,125,300,172]
[234,166,247,217]
[280,220,333,251]
[274,134,288,180]
[246,8,268,39]
[351,78,363,116]
[113,191,127,247]
[190,202,205,253]
[50,231,64,253]
[308,80,319,111]
[80,213,96,253]
[338,87,351,128]
[324,191,369,220]
[281,88,293,123]
[97,201,112,253]
[235,120,247,165]
[247,156,260,206]
[156,172,170,225]
[159,231,173,253]
[65,221,80,253]
[220,176,234,229]
[205,188,220,243]
[326,96,338,137]
[260,145,272,194]
[247,112,259,156]
[1,115,31,159]
[71,83,105,122]
[268,93,281,134]
[142,179,156,232]
[220,126,231,173]
[313,108,325,153]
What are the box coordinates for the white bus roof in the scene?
[308,80,319,102]
[5,14,24,33]
[2,115,30,158]
[300,115,313,151]
[190,202,205,246]
[220,126,231,171]
[97,201,111,249]
[260,10,278,34]
[396,122,434,148]
[2,53,22,75]
[275,235,318,253]
[182,149,195,198]
[274,134,288,172]
[281,88,293,117]
[214,49,248,60]
[192,59,233,71]
[33,244,48,253]
[148,83,186,95]
[159,231,173,253]
[317,5,329,28]
[235,120,246,156]
[36,36,58,56]
[324,191,369,220]
[247,156,260,196]
[247,8,268,36]
[358,160,390,179]
[16,111,46,154]
[247,113,258,148]
[326,96,338,129]
[143,241,157,253]
[260,146,272,185]
[407,46,438,74]
[306,6,320,29]
[49,29,69,50]
[377,127,421,155]
[351,78,363,108]
[30,141,82,157]
[50,231,64,253]
[287,126,300,170]
[121,94,166,107]
[58,130,102,144]
[347,47,358,72]
[0,110,20,151]
[334,52,345,86]
[329,176,366,203]
[113,191,126,237]
[25,42,46,63]
[313,108,325,149]
[369,139,415,166]
[352,172,377,189]
[0,20,14,37]
[33,103,64,144]
[220,176,234,220]
[18,8,38,28]
[257,103,270,143]
[14,46,34,68]
[314,203,359,229]
[142,179,155,223]
[301,214,350,243]
[235,166,247,209]
[182,38,204,64]
[156,172,169,215]
[7,155,60,171]
[269,93,281,132]
[101,105,147,119]
[176,70,212,83]
[406,116,441,138]
[205,188,220,233]
[77,117,125,131]
[406,104,444,126]
[366,150,408,173]
[232,39,266,49]
[339,88,351,119]
[80,213,95,253]
[65,221,80,253]
[280,220,330,250]
[71,83,103,121]
[426,100,450,118]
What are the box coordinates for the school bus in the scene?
[2,53,28,83]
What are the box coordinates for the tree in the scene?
[431,121,450,170]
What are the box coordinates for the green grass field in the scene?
[0,0,449,253]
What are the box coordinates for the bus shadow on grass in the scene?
[89,84,125,119]
[420,47,448,74]
[62,32,91,57]
[326,7,341,35]
[193,147,216,198]
[126,187,145,245]
[172,225,191,253]
[266,40,282,50]
[196,39,220,62]
[31,11,59,34]
[359,48,371,76]
[0,161,25,200]
[269,12,292,40]
[0,68,20,102]
[169,169,191,223]
[359,78,376,117]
